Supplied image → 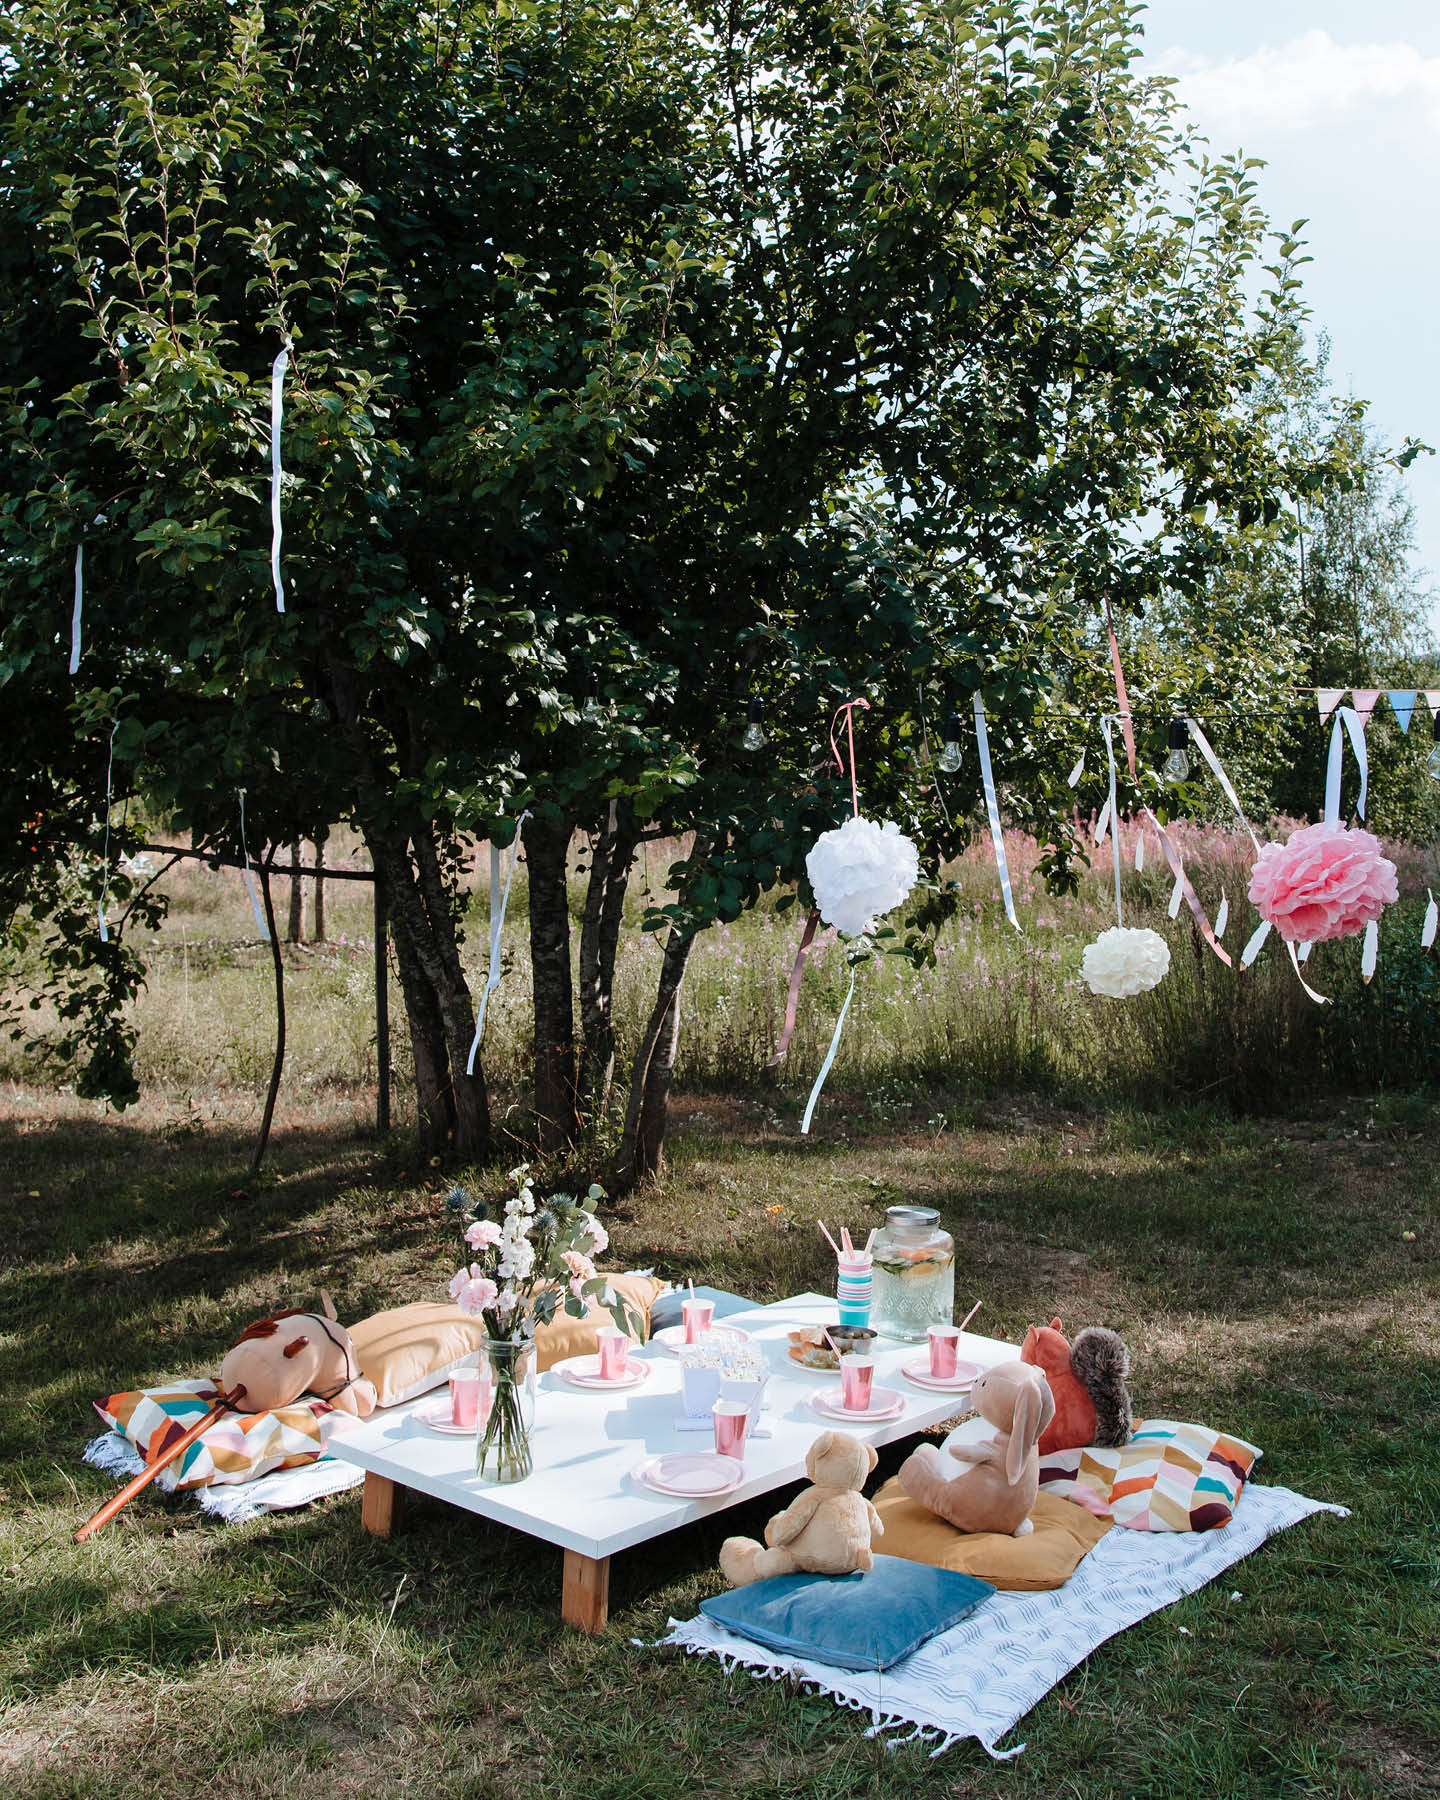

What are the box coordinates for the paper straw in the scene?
[817,1219,842,1259]
[840,1226,853,1256]
[956,1300,982,1335]
[863,1228,877,1255]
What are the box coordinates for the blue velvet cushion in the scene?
[648,1285,755,1333]
[700,1555,994,1671]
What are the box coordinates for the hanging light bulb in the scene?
[582,668,602,720]
[1427,709,1440,781]
[742,694,767,751]
[937,710,964,774]
[1161,717,1191,784]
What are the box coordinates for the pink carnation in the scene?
[562,1249,596,1283]
[448,1263,498,1316]
[464,1219,502,1250]
[1247,822,1398,943]
[586,1221,609,1256]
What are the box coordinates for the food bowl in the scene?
[786,1325,877,1371]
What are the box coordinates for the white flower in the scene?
[498,1236,536,1283]
[1081,925,1171,998]
[805,815,920,939]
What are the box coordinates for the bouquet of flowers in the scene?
[447,1165,638,1480]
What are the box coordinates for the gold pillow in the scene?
[351,1273,667,1406]
[872,1479,1111,1591]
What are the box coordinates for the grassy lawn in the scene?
[2,1084,1437,1799]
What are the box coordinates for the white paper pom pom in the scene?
[805,815,920,940]
[1081,925,1171,998]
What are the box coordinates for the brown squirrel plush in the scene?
[720,1431,883,1586]
[219,1292,377,1416]
[1020,1318,1132,1456]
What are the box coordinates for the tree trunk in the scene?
[526,820,581,1153]
[410,822,491,1157]
[387,903,454,1158]
[577,800,640,1120]
[611,923,699,1193]
[312,829,327,941]
[287,842,304,941]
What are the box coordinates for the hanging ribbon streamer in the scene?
[766,909,821,1070]
[1361,919,1379,983]
[97,722,118,942]
[1167,872,1184,920]
[70,544,84,676]
[238,789,271,940]
[800,966,856,1136]
[1241,919,1270,967]
[1092,796,1111,845]
[465,812,531,1074]
[1323,705,1368,824]
[829,698,870,817]
[1066,750,1085,788]
[1134,831,1144,873]
[270,341,291,613]
[1215,890,1229,941]
[972,692,1020,931]
[1100,715,1123,927]
[1422,890,1437,950]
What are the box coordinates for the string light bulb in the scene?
[937,711,964,774]
[742,695,767,751]
[1161,717,1191,784]
[1426,709,1440,781]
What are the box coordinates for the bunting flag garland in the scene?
[465,812,531,1075]
[1422,890,1437,950]
[1427,690,1440,720]
[69,544,84,676]
[1387,691,1417,734]
[1348,688,1382,729]
[1316,688,1345,723]
[97,722,118,942]
[270,342,291,613]
[972,692,1020,931]
[237,789,270,941]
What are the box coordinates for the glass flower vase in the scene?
[476,1338,536,1483]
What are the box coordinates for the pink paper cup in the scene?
[713,1399,749,1461]
[839,1357,876,1412]
[928,1325,961,1380]
[682,1298,715,1344]
[596,1328,630,1381]
[449,1368,480,1429]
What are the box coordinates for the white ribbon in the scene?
[465,811,531,1075]
[1100,715,1123,927]
[801,967,857,1135]
[1323,705,1367,825]
[1134,831,1144,873]
[1092,796,1111,845]
[238,790,270,940]
[1241,919,1271,967]
[972,693,1019,931]
[1215,890,1228,940]
[97,722,118,941]
[270,342,291,613]
[1066,750,1085,788]
[1422,890,1437,950]
[1167,872,1184,920]
[1361,919,1378,983]
[70,544,84,675]
[1185,718,1261,853]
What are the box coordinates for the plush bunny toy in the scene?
[897,1360,1054,1537]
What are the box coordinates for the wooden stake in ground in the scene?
[75,1387,246,1541]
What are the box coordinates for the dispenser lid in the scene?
[884,1205,941,1241]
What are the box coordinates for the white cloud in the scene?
[1154,29,1440,136]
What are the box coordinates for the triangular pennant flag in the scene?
[1387,690,1417,733]
[1426,690,1440,718]
[1316,688,1346,722]
[1361,919,1378,983]
[1349,688,1382,728]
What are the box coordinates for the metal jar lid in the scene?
[884,1204,942,1242]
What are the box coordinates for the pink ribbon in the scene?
[829,698,870,818]
[766,909,821,1070]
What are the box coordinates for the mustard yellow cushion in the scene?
[872,1479,1112,1590]
[351,1273,666,1406]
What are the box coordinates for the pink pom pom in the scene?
[1247,822,1398,943]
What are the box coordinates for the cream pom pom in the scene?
[805,815,920,939]
[1081,925,1171,998]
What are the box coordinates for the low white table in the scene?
[329,1292,1017,1631]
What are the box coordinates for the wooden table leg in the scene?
[360,1472,404,1538]
[561,1549,610,1633]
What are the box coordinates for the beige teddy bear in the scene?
[719,1430,883,1587]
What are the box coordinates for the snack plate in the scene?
[652,1324,752,1355]
[414,1401,483,1436]
[632,1452,746,1497]
[899,1357,984,1393]
[553,1354,650,1391]
[810,1384,906,1423]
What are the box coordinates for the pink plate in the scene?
[653,1324,752,1356]
[413,1402,477,1436]
[632,1453,746,1497]
[554,1355,650,1391]
[899,1357,984,1393]
[810,1384,906,1423]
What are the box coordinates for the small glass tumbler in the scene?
[928,1324,961,1380]
[682,1297,715,1344]
[836,1254,874,1328]
[839,1357,876,1412]
[449,1368,481,1428]
[713,1399,750,1461]
[596,1328,629,1381]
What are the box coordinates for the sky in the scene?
[1137,1,1440,635]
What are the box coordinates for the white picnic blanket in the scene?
[660,1482,1346,1759]
[84,1430,365,1522]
